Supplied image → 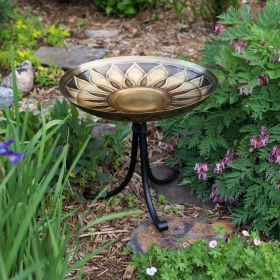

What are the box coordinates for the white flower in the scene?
[242,230,249,237]
[253,239,261,246]
[146,267,157,276]
[209,240,217,248]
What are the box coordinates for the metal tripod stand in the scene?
[83,123,179,232]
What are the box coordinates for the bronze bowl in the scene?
[59,56,218,122]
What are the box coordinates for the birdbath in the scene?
[59,56,217,232]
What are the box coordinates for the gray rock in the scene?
[128,217,234,254]
[1,61,34,94]
[33,46,107,70]
[0,87,14,110]
[153,164,215,208]
[84,29,121,39]
[91,123,116,140]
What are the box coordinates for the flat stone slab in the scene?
[128,218,234,254]
[34,46,107,70]
[153,164,215,208]
[84,29,121,39]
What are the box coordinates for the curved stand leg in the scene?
[138,123,168,231]
[147,165,179,185]
[83,130,138,200]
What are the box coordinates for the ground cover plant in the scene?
[132,232,280,279]
[0,10,69,86]
[0,70,134,279]
[160,0,280,239]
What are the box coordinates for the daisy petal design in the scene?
[61,56,217,122]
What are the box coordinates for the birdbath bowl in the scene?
[59,56,218,231]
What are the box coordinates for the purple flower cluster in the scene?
[229,40,247,53]
[194,163,209,180]
[0,139,24,164]
[268,145,280,165]
[257,75,269,86]
[164,133,189,154]
[250,126,269,151]
[209,184,238,205]
[214,149,234,175]
[238,85,248,96]
[214,23,226,35]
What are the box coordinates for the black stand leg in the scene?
[83,122,178,232]
[136,123,168,231]
[83,129,138,199]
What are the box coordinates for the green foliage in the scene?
[0,0,14,25]
[0,13,70,87]
[132,235,280,279]
[125,193,137,208]
[160,0,280,239]
[0,65,136,279]
[0,78,111,279]
[35,65,64,87]
[169,0,238,26]
[93,0,164,16]
[158,194,168,205]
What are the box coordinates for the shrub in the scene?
[160,0,280,239]
[132,234,280,279]
[0,0,14,25]
[94,0,164,16]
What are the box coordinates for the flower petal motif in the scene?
[161,70,186,90]
[64,60,214,122]
[106,65,127,89]
[67,87,106,101]
[75,77,109,96]
[146,65,168,87]
[89,69,115,92]
[125,63,146,86]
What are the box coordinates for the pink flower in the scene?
[238,85,248,96]
[234,41,247,53]
[194,163,209,180]
[214,149,234,175]
[277,182,280,190]
[257,75,268,86]
[210,183,238,205]
[146,267,157,276]
[242,230,249,237]
[209,240,217,248]
[269,145,280,165]
[214,23,226,35]
[250,127,269,151]
[253,239,261,246]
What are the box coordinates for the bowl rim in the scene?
[59,55,218,93]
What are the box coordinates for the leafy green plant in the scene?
[0,0,14,25]
[1,98,129,193]
[125,193,136,208]
[0,66,136,279]
[160,0,280,239]
[169,0,238,27]
[35,65,64,87]
[0,13,69,84]
[94,0,165,16]
[133,233,280,279]
[157,194,168,205]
